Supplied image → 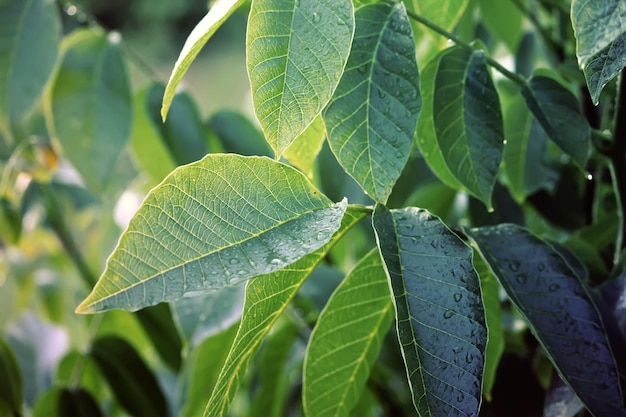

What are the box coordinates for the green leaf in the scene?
[521,75,590,168]
[203,210,365,417]
[323,3,420,203]
[571,0,626,104]
[90,336,167,417]
[283,116,326,178]
[503,96,557,202]
[416,50,465,191]
[404,0,469,39]
[161,0,246,120]
[77,154,347,313]
[372,205,487,417]
[58,388,104,417]
[467,224,626,417]
[208,110,272,157]
[0,0,60,140]
[247,0,355,157]
[47,28,132,192]
[433,45,504,209]
[478,0,524,51]
[134,304,183,372]
[303,248,393,417]
[0,337,22,416]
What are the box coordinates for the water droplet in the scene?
[454,293,463,302]
[270,258,282,265]
[537,263,545,272]
[378,89,386,99]
[430,240,438,249]
[457,392,465,402]
[443,310,454,319]
[337,18,346,25]
[312,12,321,23]
[548,283,560,292]
[357,65,367,74]
[509,261,520,272]
[316,231,329,241]
[465,352,474,364]
[229,258,239,265]
[515,274,528,285]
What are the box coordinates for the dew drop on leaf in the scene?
[509,261,520,272]
[548,283,560,292]
[515,274,528,285]
[453,293,463,302]
[443,309,455,319]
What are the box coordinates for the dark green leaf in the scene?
[373,205,487,417]
[304,248,393,417]
[0,337,22,416]
[247,0,355,156]
[0,197,21,244]
[90,335,168,417]
[434,46,504,208]
[134,303,183,372]
[58,388,104,417]
[48,28,132,192]
[323,2,420,203]
[0,0,60,140]
[467,224,626,417]
[571,0,626,104]
[77,155,347,313]
[521,75,590,167]
[208,110,272,157]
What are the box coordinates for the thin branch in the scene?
[611,71,626,266]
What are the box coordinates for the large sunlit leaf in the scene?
[467,224,626,417]
[323,3,420,204]
[571,0,626,104]
[521,75,590,168]
[47,28,132,192]
[161,0,246,120]
[77,155,347,314]
[373,205,487,417]
[303,248,393,417]
[203,211,366,417]
[0,0,60,140]
[247,0,354,157]
[433,45,504,209]
[90,336,167,417]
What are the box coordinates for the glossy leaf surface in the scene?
[323,2,420,203]
[247,0,354,157]
[467,224,626,417]
[373,205,487,417]
[0,0,60,139]
[303,248,393,417]
[162,0,246,119]
[434,46,504,209]
[48,29,132,192]
[77,155,347,313]
[204,211,366,417]
[521,75,590,167]
[571,0,626,104]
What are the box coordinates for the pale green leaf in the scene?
[521,74,591,168]
[405,0,469,43]
[203,211,366,417]
[373,205,487,417]
[323,3,420,203]
[247,0,355,157]
[76,154,347,313]
[0,0,60,141]
[283,116,326,178]
[303,248,393,417]
[571,0,626,104]
[47,28,132,192]
[161,0,246,120]
[434,45,504,209]
[478,0,524,51]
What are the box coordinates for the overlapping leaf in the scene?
[373,205,487,417]
[161,0,246,120]
[521,75,590,168]
[303,248,393,417]
[433,45,504,209]
[0,0,60,140]
[283,116,326,178]
[467,224,626,417]
[76,155,347,313]
[571,0,626,104]
[47,29,132,192]
[247,0,354,157]
[204,211,365,417]
[323,3,420,203]
[405,0,468,42]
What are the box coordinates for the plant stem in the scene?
[611,71,626,265]
[387,0,528,87]
[347,204,374,215]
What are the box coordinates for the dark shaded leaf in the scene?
[134,303,183,372]
[0,337,22,416]
[59,388,104,417]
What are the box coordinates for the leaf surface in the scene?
[47,29,132,192]
[283,115,326,178]
[77,155,347,313]
[571,0,626,104]
[467,224,626,417]
[521,75,590,168]
[0,0,60,140]
[433,46,504,208]
[203,211,366,417]
[405,0,468,40]
[478,0,524,51]
[303,248,393,417]
[0,337,22,416]
[324,3,420,203]
[162,0,246,120]
[247,0,354,157]
[373,205,487,417]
